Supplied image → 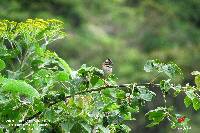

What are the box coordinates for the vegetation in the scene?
[0,19,200,132]
[0,0,200,132]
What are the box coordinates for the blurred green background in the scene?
[0,0,200,132]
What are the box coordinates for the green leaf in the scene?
[145,107,167,127]
[35,43,44,56]
[76,97,84,109]
[81,122,91,133]
[160,79,171,92]
[61,120,75,132]
[138,86,155,101]
[102,88,116,98]
[90,75,104,87]
[144,60,182,78]
[103,103,120,111]
[0,76,7,84]
[1,79,40,98]
[33,98,45,111]
[162,63,182,78]
[97,125,110,133]
[56,55,72,74]
[173,84,182,96]
[116,90,126,99]
[44,109,58,122]
[71,123,89,133]
[184,96,192,108]
[31,123,42,133]
[144,59,160,72]
[185,90,195,100]
[195,75,200,89]
[192,97,200,111]
[55,71,69,81]
[123,112,132,120]
[120,124,131,132]
[0,59,5,71]
[102,88,111,96]
[139,92,154,101]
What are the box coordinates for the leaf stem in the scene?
[149,73,161,84]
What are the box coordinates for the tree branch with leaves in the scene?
[0,19,199,133]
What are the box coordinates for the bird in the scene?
[102,58,113,81]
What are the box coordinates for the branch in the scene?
[13,82,157,130]
[149,73,161,84]
[48,84,133,107]
[13,111,42,131]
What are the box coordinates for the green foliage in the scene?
[1,79,39,98]
[191,71,200,89]
[0,19,199,133]
[160,79,171,92]
[192,98,200,111]
[137,86,155,101]
[54,71,69,81]
[183,83,200,111]
[0,59,5,71]
[144,59,182,78]
[145,107,167,127]
[0,0,200,132]
[184,96,192,108]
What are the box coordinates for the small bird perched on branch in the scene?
[102,58,113,76]
[102,58,113,86]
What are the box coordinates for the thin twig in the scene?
[13,111,42,131]
[149,73,161,84]
[24,71,34,79]
[10,41,21,64]
[195,92,200,99]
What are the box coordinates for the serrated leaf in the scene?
[139,92,154,101]
[185,90,195,100]
[144,60,160,72]
[184,96,192,108]
[138,86,155,101]
[160,79,171,92]
[144,60,182,78]
[2,79,40,98]
[192,98,200,111]
[162,63,182,78]
[145,107,167,127]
